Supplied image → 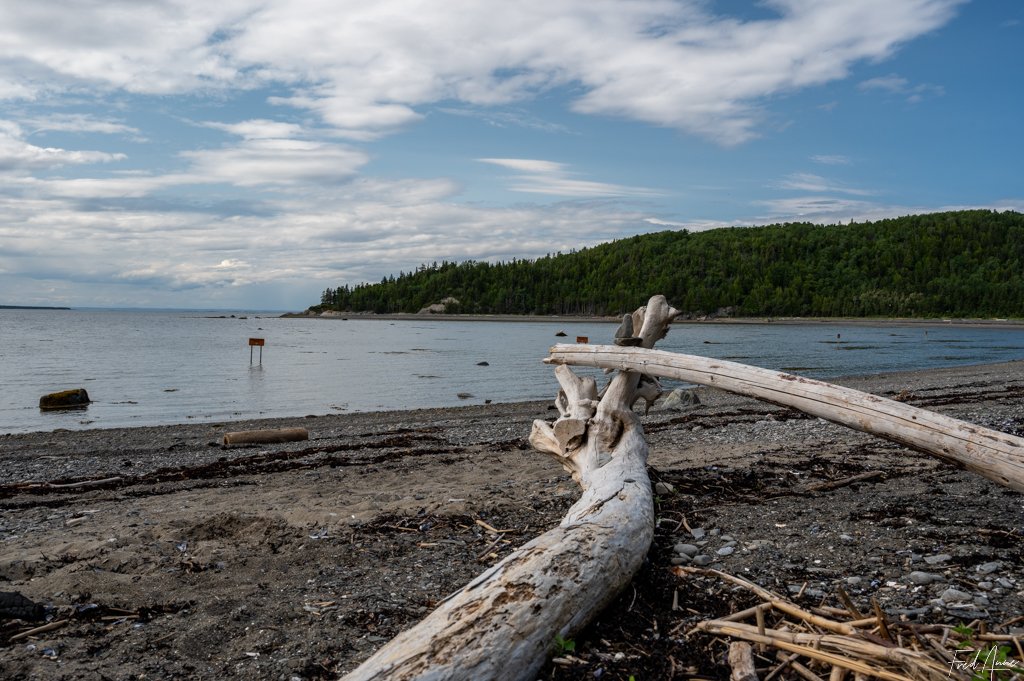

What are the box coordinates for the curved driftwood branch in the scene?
[546,345,1024,492]
[341,296,679,681]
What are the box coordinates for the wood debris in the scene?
[674,567,1024,681]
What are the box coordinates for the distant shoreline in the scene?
[0,304,71,310]
[283,310,1024,329]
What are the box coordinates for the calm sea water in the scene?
[3,309,1024,434]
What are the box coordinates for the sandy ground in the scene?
[1,361,1023,680]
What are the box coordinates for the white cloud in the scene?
[643,216,737,232]
[23,113,140,137]
[478,157,663,197]
[181,138,369,187]
[859,73,945,102]
[437,106,571,134]
[0,177,661,307]
[478,158,567,175]
[202,119,307,140]
[811,154,851,165]
[0,0,963,143]
[775,172,874,196]
[0,120,126,172]
[0,1,251,97]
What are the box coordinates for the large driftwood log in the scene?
[546,345,1024,492]
[340,296,680,681]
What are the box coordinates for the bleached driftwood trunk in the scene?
[546,345,1024,493]
[340,296,680,681]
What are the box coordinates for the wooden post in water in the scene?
[248,337,264,365]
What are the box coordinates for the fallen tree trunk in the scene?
[340,296,680,681]
[546,345,1024,492]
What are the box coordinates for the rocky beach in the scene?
[2,360,1023,680]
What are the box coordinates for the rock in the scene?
[895,607,932,618]
[845,577,862,586]
[923,553,952,565]
[670,555,691,565]
[716,546,735,557]
[975,561,1001,575]
[660,388,701,411]
[476,361,489,366]
[939,588,972,603]
[907,571,943,585]
[613,314,641,346]
[674,543,699,557]
[654,482,675,495]
[0,591,46,621]
[997,578,1014,589]
[690,527,706,540]
[417,296,461,314]
[614,314,633,339]
[39,388,91,410]
[692,555,714,567]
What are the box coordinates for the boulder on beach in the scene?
[660,388,700,411]
[39,388,91,410]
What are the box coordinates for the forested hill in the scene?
[315,210,1024,318]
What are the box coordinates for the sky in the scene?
[0,0,1021,310]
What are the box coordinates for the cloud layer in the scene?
[1,0,964,143]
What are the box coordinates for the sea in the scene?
[3,308,1024,434]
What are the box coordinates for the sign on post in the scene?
[249,338,265,364]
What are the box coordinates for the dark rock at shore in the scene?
[39,388,91,410]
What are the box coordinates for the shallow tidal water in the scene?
[2,308,1024,433]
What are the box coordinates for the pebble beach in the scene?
[1,360,1023,679]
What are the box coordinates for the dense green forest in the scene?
[314,210,1024,318]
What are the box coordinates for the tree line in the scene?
[314,210,1024,318]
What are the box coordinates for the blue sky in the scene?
[0,0,1021,310]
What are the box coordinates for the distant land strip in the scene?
[0,304,71,310]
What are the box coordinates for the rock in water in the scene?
[39,388,91,410]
